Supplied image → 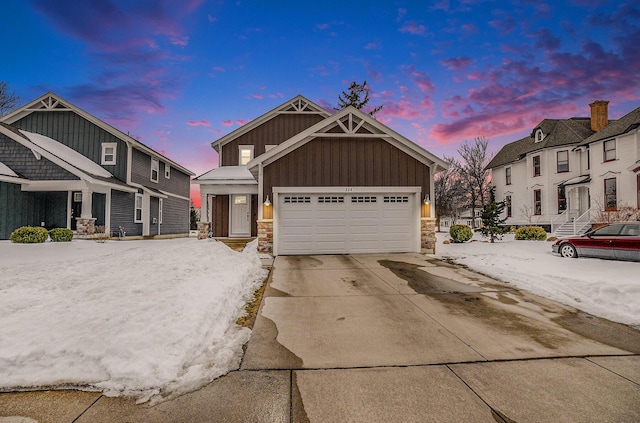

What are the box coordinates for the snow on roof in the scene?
[560,175,591,186]
[194,166,256,182]
[20,130,113,178]
[0,161,18,177]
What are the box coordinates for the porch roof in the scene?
[192,166,257,184]
[560,175,591,187]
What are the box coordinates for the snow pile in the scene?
[0,238,267,403]
[437,232,640,328]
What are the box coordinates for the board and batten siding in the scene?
[263,137,432,198]
[221,113,326,166]
[110,189,141,236]
[12,111,128,181]
[91,193,106,227]
[160,196,189,235]
[150,197,160,236]
[0,184,68,239]
[0,134,79,180]
[130,148,190,197]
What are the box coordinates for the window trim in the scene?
[238,145,254,166]
[101,142,117,165]
[556,150,569,173]
[604,177,617,211]
[535,129,544,143]
[534,189,542,215]
[150,158,159,183]
[533,155,541,177]
[505,167,512,185]
[159,198,163,224]
[603,139,616,162]
[134,193,143,223]
[164,163,170,179]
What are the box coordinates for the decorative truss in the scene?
[26,95,71,112]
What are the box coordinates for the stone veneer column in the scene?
[420,217,436,254]
[257,219,273,254]
[75,218,96,235]
[197,221,210,240]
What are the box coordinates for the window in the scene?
[134,194,143,223]
[505,195,512,218]
[557,186,567,213]
[505,167,512,185]
[351,196,377,203]
[239,145,254,165]
[533,155,541,176]
[159,199,163,224]
[604,178,617,211]
[586,148,591,170]
[101,143,117,165]
[150,158,159,183]
[318,196,344,203]
[557,150,569,173]
[535,129,544,142]
[164,164,170,179]
[283,196,310,203]
[603,140,616,162]
[383,196,409,203]
[534,189,542,215]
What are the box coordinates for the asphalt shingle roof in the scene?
[578,105,640,146]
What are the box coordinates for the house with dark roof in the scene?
[0,92,194,240]
[487,100,640,235]
[194,95,447,255]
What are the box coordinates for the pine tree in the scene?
[335,81,382,116]
[480,186,507,243]
[190,202,199,230]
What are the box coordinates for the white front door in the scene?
[231,194,251,236]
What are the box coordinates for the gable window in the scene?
[535,129,544,142]
[505,167,512,185]
[159,199,163,224]
[151,158,159,183]
[101,143,117,165]
[557,186,567,213]
[604,178,617,211]
[164,164,170,179]
[534,189,542,215]
[533,155,541,177]
[505,195,512,218]
[603,140,616,162]
[557,150,569,173]
[134,193,143,223]
[239,145,254,165]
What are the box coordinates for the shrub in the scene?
[49,228,74,242]
[514,226,547,241]
[449,224,473,243]
[9,226,49,243]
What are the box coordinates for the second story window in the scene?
[165,164,171,179]
[557,150,569,173]
[505,167,512,185]
[533,155,541,177]
[603,139,616,162]
[101,143,117,165]
[151,158,159,183]
[239,145,254,165]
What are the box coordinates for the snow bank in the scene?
[0,238,267,403]
[437,232,640,328]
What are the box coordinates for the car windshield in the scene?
[620,224,640,236]
[591,224,623,236]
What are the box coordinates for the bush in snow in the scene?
[49,228,74,242]
[10,226,49,243]
[514,226,547,241]
[449,224,473,243]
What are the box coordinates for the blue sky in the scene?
[2,0,639,204]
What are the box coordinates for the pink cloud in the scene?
[399,21,426,35]
[440,56,473,70]
[221,120,234,127]
[236,119,249,126]
[186,120,211,127]
[364,42,380,50]
[252,94,263,100]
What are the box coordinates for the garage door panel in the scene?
[278,192,416,255]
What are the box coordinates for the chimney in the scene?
[589,100,609,131]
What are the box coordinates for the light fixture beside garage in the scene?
[263,196,272,206]
[423,194,430,204]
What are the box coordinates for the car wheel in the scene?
[560,243,577,258]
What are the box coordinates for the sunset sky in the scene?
[2,0,639,206]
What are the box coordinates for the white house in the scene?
[488,101,640,236]
[439,208,482,231]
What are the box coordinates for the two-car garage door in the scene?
[277,192,418,255]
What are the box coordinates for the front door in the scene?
[230,194,250,236]
[71,192,82,230]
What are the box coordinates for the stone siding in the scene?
[257,219,273,254]
[421,218,436,254]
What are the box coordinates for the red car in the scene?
[552,222,640,262]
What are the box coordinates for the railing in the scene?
[551,210,568,234]
[572,207,594,234]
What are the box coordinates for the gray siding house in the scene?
[0,92,194,240]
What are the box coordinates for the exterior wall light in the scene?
[263,196,271,206]
[423,194,430,204]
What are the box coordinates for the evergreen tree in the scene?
[480,186,507,243]
[190,202,199,230]
[335,81,382,116]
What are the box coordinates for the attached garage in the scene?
[275,188,420,255]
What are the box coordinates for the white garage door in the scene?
[277,192,417,255]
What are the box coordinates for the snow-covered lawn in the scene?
[436,232,640,328]
[0,238,267,403]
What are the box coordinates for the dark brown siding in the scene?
[263,137,431,198]
[212,195,229,237]
[221,113,325,166]
[251,194,258,237]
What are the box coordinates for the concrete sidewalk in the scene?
[2,254,640,422]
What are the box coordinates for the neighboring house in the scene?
[488,100,640,235]
[194,95,447,255]
[0,92,194,240]
[439,208,482,231]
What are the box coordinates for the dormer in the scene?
[535,128,544,143]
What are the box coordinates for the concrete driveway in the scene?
[2,253,639,422]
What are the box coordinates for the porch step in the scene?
[554,223,591,237]
[216,237,255,251]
